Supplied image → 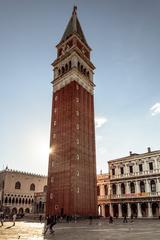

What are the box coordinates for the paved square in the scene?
[0,219,160,240]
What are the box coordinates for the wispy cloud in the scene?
[150,103,160,116]
[95,117,108,128]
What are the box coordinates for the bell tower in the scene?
[46,7,97,217]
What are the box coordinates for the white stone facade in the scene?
[0,169,47,216]
[97,148,160,218]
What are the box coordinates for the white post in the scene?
[135,181,140,194]
[137,203,142,218]
[146,180,150,193]
[109,203,113,217]
[126,182,130,194]
[101,204,105,217]
[148,202,153,218]
[127,203,131,218]
[118,203,122,218]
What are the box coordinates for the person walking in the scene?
[0,213,5,227]
[43,216,51,235]
[49,215,56,234]
[109,215,113,224]
[123,215,127,223]
[12,213,17,226]
[130,214,134,223]
[39,215,42,223]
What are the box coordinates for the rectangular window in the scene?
[139,164,143,172]
[54,121,56,126]
[76,98,79,103]
[76,84,79,90]
[54,108,57,113]
[149,162,153,170]
[129,166,133,173]
[76,124,79,130]
[76,170,79,176]
[51,161,54,167]
[76,111,79,116]
[76,154,79,160]
[55,96,58,101]
[112,168,115,176]
[76,139,79,144]
[50,193,53,199]
[120,167,124,175]
[53,134,56,139]
[51,177,54,183]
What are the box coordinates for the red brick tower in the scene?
[46,7,97,217]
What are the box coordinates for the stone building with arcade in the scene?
[0,168,47,216]
[97,148,160,218]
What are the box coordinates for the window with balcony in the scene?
[112,184,116,195]
[139,164,143,172]
[129,165,133,173]
[130,182,135,193]
[150,180,156,192]
[121,183,125,194]
[149,162,153,171]
[15,181,21,190]
[104,185,108,195]
[140,181,145,193]
[30,183,35,191]
[120,167,124,175]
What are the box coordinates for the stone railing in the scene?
[110,191,160,199]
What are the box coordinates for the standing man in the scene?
[12,213,17,226]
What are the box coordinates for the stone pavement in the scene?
[0,219,160,240]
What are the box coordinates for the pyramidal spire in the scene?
[60,6,88,46]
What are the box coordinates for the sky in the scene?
[0,0,160,175]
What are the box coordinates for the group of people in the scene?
[0,212,17,227]
[109,214,134,224]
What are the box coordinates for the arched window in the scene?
[78,61,80,70]
[104,185,108,195]
[87,71,90,78]
[69,60,71,69]
[65,63,68,72]
[25,199,28,204]
[140,181,145,193]
[62,66,65,74]
[30,183,35,191]
[97,186,100,196]
[9,197,11,204]
[22,198,25,204]
[81,65,83,72]
[130,182,135,193]
[83,68,86,75]
[12,198,15,204]
[151,180,156,192]
[58,69,61,75]
[16,198,18,204]
[5,197,8,204]
[15,181,21,189]
[121,183,125,194]
[43,185,47,193]
[25,208,30,213]
[28,199,31,204]
[112,184,116,195]
[19,198,21,204]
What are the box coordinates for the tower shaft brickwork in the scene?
[46,7,97,217]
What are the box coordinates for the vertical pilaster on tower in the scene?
[46,7,97,217]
